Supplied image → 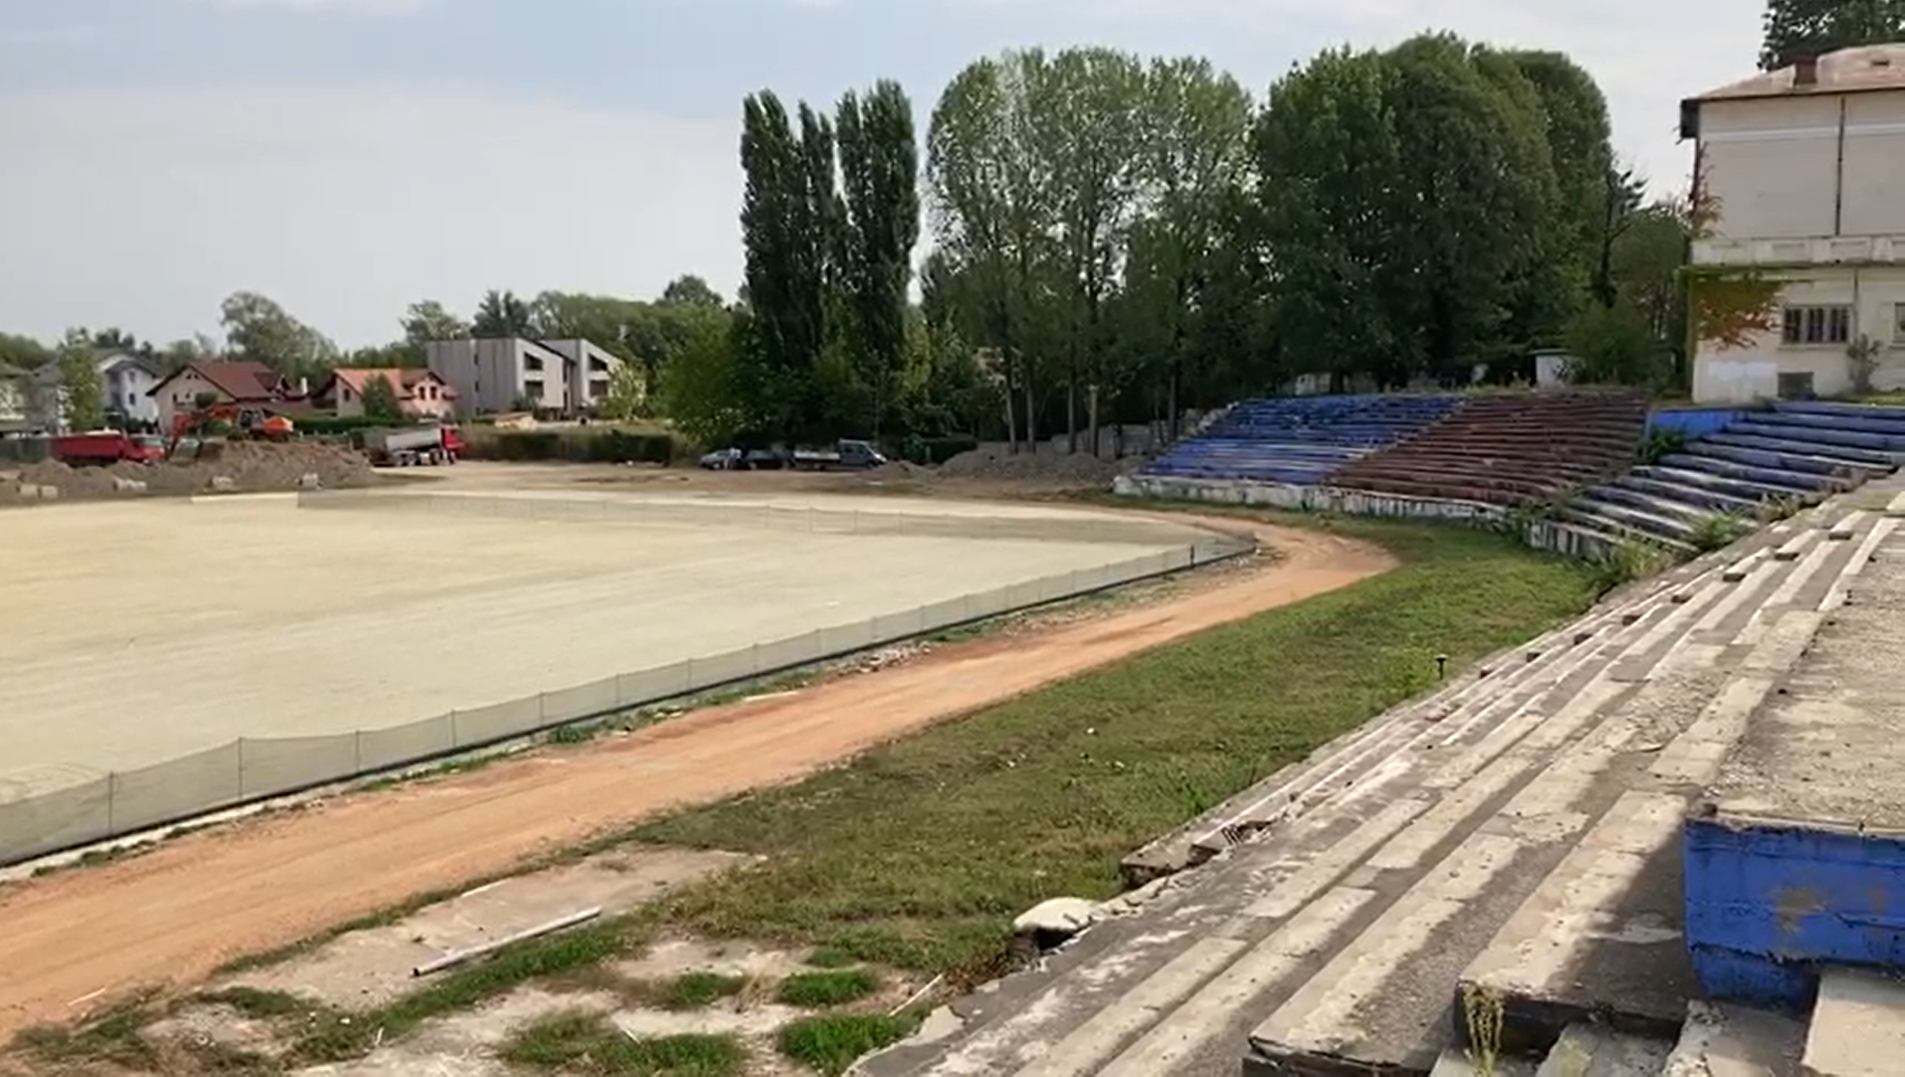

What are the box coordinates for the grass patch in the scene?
[197,985,309,1019]
[286,918,640,1063]
[633,512,1599,980]
[776,1013,915,1075]
[658,971,748,1011]
[12,996,159,1070]
[803,947,859,969]
[500,1009,743,1075]
[776,969,881,1008]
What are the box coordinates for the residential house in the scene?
[99,353,163,426]
[309,368,457,420]
[147,360,299,430]
[0,364,28,434]
[424,337,622,417]
[1681,44,1905,403]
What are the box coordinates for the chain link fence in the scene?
[1,504,1251,866]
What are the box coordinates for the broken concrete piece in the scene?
[1013,897,1098,947]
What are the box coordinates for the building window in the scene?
[1894,303,1905,344]
[1781,305,1851,346]
[525,357,544,372]
[1778,372,1816,400]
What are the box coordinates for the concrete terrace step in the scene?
[1452,516,1886,1060]
[1756,406,1905,439]
[1243,519,1881,1076]
[1684,439,1883,479]
[1612,475,1764,516]
[1803,969,1905,1077]
[1563,496,1704,544]
[1730,420,1905,454]
[1582,486,1722,528]
[1657,454,1844,494]
[1557,508,1699,556]
[1632,465,1827,506]
[1660,1001,1805,1077]
[1703,431,1899,471]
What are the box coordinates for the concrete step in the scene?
[1772,399,1905,427]
[1563,496,1706,544]
[1633,466,1824,507]
[1704,431,1898,471]
[1554,507,1699,556]
[1730,420,1905,454]
[1125,561,1715,882]
[1454,526,1876,1058]
[1684,439,1880,480]
[1585,485,1724,527]
[1659,1001,1805,1077]
[1236,556,1803,1075]
[1758,404,1905,439]
[1657,454,1842,494]
[1802,969,1905,1077]
[1533,1023,1673,1076]
[1613,475,1764,516]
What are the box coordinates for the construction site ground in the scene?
[0,483,1409,1051]
[1,483,1186,795]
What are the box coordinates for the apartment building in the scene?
[423,337,621,416]
[1682,44,1905,403]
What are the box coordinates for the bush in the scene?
[458,427,689,465]
[901,435,979,467]
[292,415,389,437]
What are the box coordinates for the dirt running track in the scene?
[0,517,1391,1039]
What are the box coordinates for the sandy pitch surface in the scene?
[0,515,1392,1040]
[1,495,1175,789]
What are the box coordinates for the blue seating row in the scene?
[1145,395,1461,486]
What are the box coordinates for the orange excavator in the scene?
[165,403,295,458]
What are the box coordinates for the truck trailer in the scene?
[361,425,462,467]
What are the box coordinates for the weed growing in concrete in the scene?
[1588,539,1676,597]
[775,970,881,1008]
[500,1009,743,1075]
[1460,983,1505,1077]
[776,1013,915,1076]
[1760,494,1804,522]
[1689,511,1755,552]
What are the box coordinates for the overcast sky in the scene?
[0,0,1762,348]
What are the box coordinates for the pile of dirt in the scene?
[864,460,935,481]
[937,448,1126,485]
[7,443,374,502]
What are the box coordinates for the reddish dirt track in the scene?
[0,517,1392,1039]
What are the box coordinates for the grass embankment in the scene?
[633,512,1600,980]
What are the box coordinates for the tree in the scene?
[739,91,841,441]
[928,51,1065,449]
[402,300,469,351]
[56,342,105,432]
[219,291,337,375]
[472,290,533,337]
[1254,46,1405,389]
[599,363,649,421]
[661,275,724,308]
[662,310,760,446]
[1761,0,1905,70]
[836,79,921,437]
[360,374,404,422]
[0,333,52,373]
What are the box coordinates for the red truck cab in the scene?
[442,425,464,461]
[52,431,166,466]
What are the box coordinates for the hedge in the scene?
[458,427,688,464]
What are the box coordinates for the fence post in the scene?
[537,692,548,728]
[353,729,363,772]
[107,771,117,836]
[450,709,461,748]
[237,737,248,799]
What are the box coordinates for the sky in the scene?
[0,0,1763,349]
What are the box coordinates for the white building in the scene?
[99,353,162,425]
[424,338,622,417]
[1682,44,1905,403]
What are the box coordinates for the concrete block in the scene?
[15,483,38,499]
[1534,1022,1671,1076]
[37,485,58,500]
[210,475,237,492]
[1802,969,1905,1077]
[1662,1000,1805,1077]
[297,472,323,489]
[1827,510,1866,540]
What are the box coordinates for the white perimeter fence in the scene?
[0,493,1251,866]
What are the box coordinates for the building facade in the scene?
[99,353,162,426]
[1682,45,1905,403]
[424,337,621,416]
[311,368,457,420]
[146,361,297,430]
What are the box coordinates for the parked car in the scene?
[698,447,744,470]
